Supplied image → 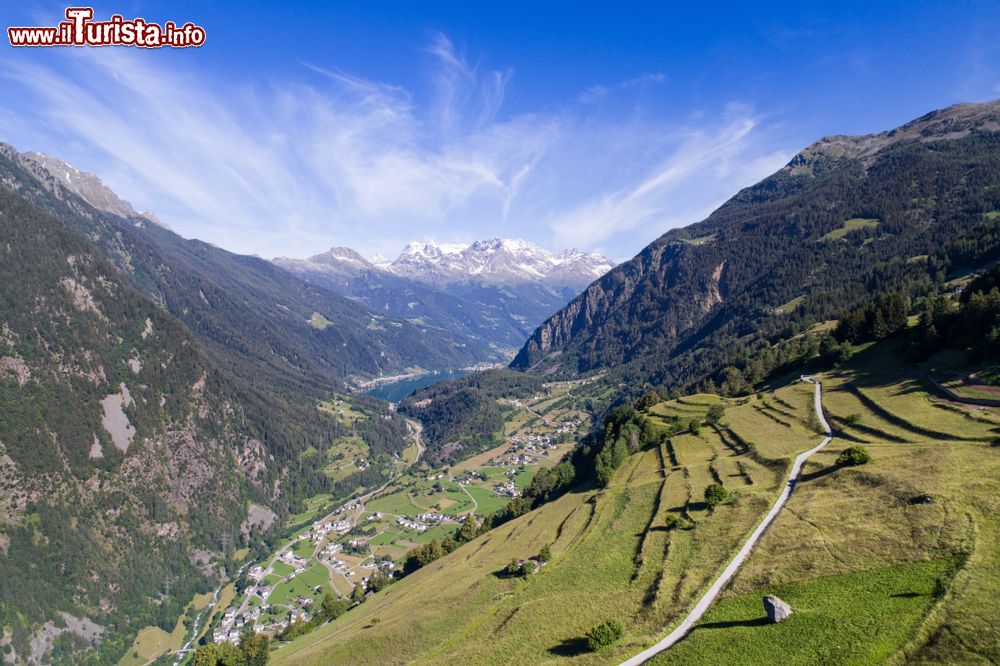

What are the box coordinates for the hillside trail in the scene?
[619,376,833,666]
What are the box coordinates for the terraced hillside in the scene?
[273,344,1000,665]
[649,346,1000,665]
[271,381,823,664]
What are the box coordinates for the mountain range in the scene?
[274,240,614,358]
[376,238,613,287]
[4,97,1000,665]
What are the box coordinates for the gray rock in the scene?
[763,595,793,623]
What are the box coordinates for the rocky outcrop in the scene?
[511,238,728,374]
[763,595,793,623]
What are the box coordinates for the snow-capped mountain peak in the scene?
[382,237,614,287]
[275,237,614,289]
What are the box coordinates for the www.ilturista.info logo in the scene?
[8,7,206,48]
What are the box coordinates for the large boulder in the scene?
[763,595,793,623]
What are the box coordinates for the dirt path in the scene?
[619,377,833,666]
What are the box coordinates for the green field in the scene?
[368,527,407,546]
[464,485,510,515]
[272,383,805,665]
[408,523,458,544]
[366,491,429,517]
[776,295,805,313]
[119,592,212,665]
[308,312,333,330]
[269,564,332,607]
[652,559,953,665]
[819,217,879,241]
[271,561,296,578]
[292,539,316,559]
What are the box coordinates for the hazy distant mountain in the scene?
[385,238,614,288]
[274,240,615,358]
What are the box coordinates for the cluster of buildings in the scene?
[320,543,356,576]
[510,432,558,449]
[456,471,484,486]
[303,519,350,546]
[494,453,535,467]
[397,517,428,532]
[416,512,447,524]
[492,480,521,499]
[555,419,582,435]
[277,550,308,572]
[213,606,264,644]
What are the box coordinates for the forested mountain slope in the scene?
[0,187,264,664]
[512,100,1000,394]
[0,144,480,389]
[274,251,515,360]
[0,146,436,664]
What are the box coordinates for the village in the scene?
[206,380,589,645]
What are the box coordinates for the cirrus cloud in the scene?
[0,34,792,262]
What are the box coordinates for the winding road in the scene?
[619,376,833,666]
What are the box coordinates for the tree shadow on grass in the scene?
[548,637,590,657]
[798,465,840,484]
[492,567,521,580]
[692,617,770,631]
[891,591,926,598]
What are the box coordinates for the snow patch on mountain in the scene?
[382,238,614,287]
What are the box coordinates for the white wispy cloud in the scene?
[547,108,792,250]
[0,37,791,261]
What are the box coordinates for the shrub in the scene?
[837,445,872,467]
[706,403,726,424]
[704,483,728,508]
[586,619,624,651]
[538,544,552,563]
[635,391,662,411]
[689,419,702,436]
[845,413,862,425]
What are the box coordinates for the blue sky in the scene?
[2,1,1000,261]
